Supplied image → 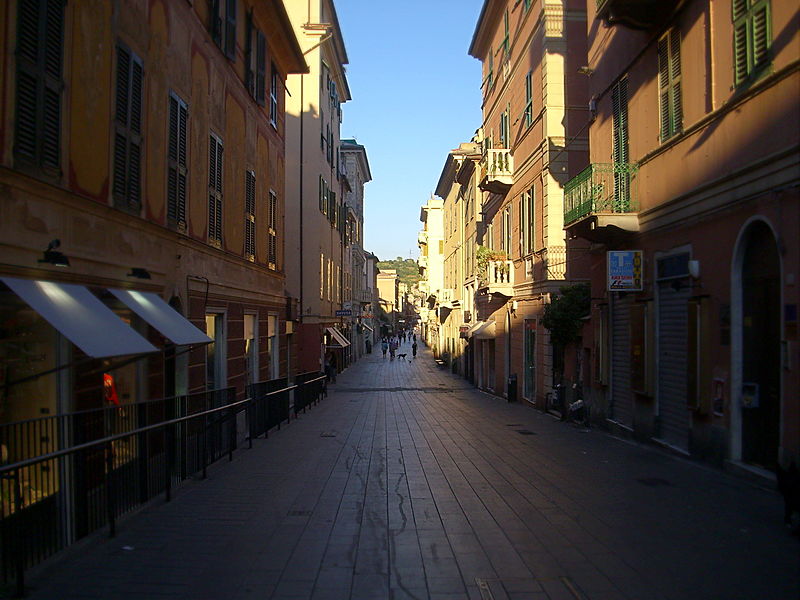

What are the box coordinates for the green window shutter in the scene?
[733,0,771,86]
[751,1,770,69]
[669,29,682,137]
[658,29,682,142]
[319,175,324,212]
[225,0,236,60]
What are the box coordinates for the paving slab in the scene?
[21,342,800,600]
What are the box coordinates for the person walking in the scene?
[412,340,418,359]
[381,338,389,359]
[389,337,397,361]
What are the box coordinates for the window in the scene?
[520,187,534,256]
[486,52,494,92]
[167,92,188,231]
[733,0,771,86]
[319,175,327,214]
[524,0,532,11]
[658,29,682,142]
[205,313,226,390]
[501,10,510,62]
[14,0,64,173]
[268,189,277,269]
[501,205,512,255]
[320,110,326,152]
[499,108,510,148]
[320,253,325,299]
[113,44,144,213]
[244,313,258,385]
[269,64,279,126]
[211,0,236,61]
[208,133,224,246]
[245,11,265,105]
[244,170,256,260]
[611,78,630,208]
[524,71,533,127]
[329,190,336,225]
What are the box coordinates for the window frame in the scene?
[167,91,189,232]
[208,132,224,247]
[732,0,771,87]
[113,42,144,214]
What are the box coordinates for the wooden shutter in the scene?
[244,9,255,96]
[15,0,63,171]
[113,45,143,211]
[268,190,277,267]
[256,31,266,106]
[168,93,189,229]
[208,135,223,244]
[225,0,236,60]
[669,29,682,137]
[245,170,256,259]
[658,30,682,141]
[751,1,770,69]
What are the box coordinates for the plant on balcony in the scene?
[476,245,508,286]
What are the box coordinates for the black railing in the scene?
[0,374,325,596]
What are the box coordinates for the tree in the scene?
[542,283,590,384]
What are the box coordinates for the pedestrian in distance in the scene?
[412,340,418,359]
[381,338,388,359]
[389,337,398,361]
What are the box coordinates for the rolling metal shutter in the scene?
[657,280,690,450]
[611,293,633,428]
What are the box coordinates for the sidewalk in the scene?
[24,342,799,600]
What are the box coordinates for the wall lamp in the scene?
[127,268,151,279]
[38,239,70,267]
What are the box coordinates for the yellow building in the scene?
[0,0,306,456]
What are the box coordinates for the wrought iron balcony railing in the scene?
[563,162,639,226]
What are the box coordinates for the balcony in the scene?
[481,260,514,296]
[542,246,567,280]
[596,0,678,29]
[563,162,639,243]
[479,149,513,195]
[418,230,428,245]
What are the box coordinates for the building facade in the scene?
[0,0,306,507]
[340,138,373,359]
[566,0,799,472]
[417,196,445,351]
[284,0,352,374]
[468,0,589,400]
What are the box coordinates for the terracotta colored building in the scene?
[468,0,590,401]
[566,0,799,473]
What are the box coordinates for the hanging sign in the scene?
[607,250,643,291]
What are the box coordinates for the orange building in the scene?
[566,0,799,473]
[0,0,306,437]
[468,0,590,402]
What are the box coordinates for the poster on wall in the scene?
[607,250,644,291]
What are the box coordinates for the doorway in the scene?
[739,221,781,470]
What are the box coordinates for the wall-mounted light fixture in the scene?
[127,267,151,279]
[38,239,70,267]
[577,66,594,76]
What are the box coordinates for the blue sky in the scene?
[336,0,485,262]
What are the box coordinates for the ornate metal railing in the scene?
[563,162,639,225]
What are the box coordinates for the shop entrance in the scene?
[740,221,781,470]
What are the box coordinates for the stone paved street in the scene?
[25,343,800,600]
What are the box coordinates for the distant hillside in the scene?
[377,258,421,287]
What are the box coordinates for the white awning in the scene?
[472,320,496,340]
[464,321,484,339]
[362,324,374,333]
[1,277,158,358]
[109,289,212,346]
[325,326,351,348]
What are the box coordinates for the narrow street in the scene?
[25,344,799,600]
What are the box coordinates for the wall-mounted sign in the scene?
[607,250,643,291]
[335,309,352,317]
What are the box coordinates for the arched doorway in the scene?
[736,220,782,470]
